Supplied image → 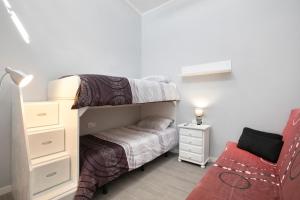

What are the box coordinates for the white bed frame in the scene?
[11,78,178,200]
[47,76,177,135]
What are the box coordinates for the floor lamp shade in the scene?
[5,67,33,87]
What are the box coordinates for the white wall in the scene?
[142,0,300,157]
[1,0,300,190]
[80,106,141,135]
[0,0,141,188]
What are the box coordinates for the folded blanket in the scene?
[75,135,129,200]
[72,74,132,109]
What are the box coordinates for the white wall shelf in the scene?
[181,60,232,77]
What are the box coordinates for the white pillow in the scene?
[142,75,170,83]
[136,116,173,131]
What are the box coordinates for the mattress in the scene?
[76,126,178,199]
[48,75,180,105]
[93,125,178,170]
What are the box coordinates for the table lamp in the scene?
[194,108,204,125]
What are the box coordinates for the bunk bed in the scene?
[47,74,180,200]
[48,74,179,110]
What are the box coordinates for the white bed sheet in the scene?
[129,79,179,104]
[48,75,180,103]
[93,126,178,170]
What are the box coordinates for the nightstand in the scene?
[178,123,210,168]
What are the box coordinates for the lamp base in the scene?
[196,116,203,125]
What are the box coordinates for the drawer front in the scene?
[180,136,203,146]
[24,102,59,128]
[180,143,203,154]
[32,156,70,195]
[180,129,203,138]
[29,128,65,159]
[180,151,203,163]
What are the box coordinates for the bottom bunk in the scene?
[75,124,178,200]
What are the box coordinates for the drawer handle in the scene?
[37,113,47,117]
[46,172,57,178]
[42,141,53,145]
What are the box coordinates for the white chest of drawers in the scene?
[178,123,210,168]
[14,101,76,200]
[12,87,79,200]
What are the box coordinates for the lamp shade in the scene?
[194,108,204,117]
[5,67,33,87]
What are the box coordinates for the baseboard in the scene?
[209,157,218,163]
[0,185,11,196]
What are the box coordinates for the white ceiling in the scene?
[126,0,174,14]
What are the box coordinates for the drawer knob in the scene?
[37,113,47,117]
[46,172,57,178]
[42,141,53,145]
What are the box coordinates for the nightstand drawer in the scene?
[180,151,203,163]
[32,156,70,195]
[180,129,203,138]
[24,102,59,128]
[180,136,203,146]
[180,143,203,154]
[28,127,65,159]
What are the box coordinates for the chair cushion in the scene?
[237,128,284,163]
[186,142,280,200]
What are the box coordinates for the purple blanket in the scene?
[75,135,129,200]
[72,74,132,109]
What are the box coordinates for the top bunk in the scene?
[48,74,180,110]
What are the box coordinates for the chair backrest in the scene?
[276,109,300,200]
